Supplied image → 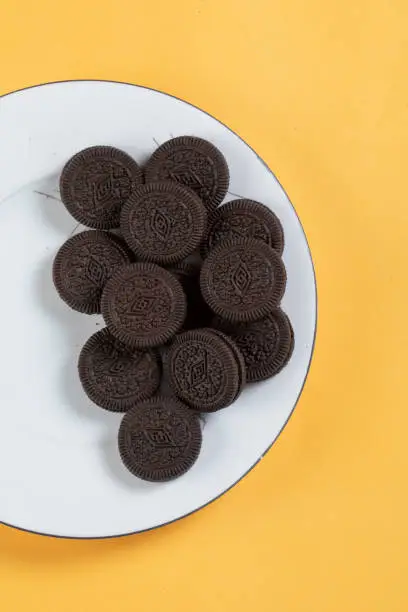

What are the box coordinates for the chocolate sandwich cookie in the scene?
[287,316,295,364]
[78,328,161,412]
[167,329,242,412]
[144,136,229,212]
[118,396,202,481]
[53,230,132,314]
[120,182,207,265]
[60,146,143,229]
[202,199,284,258]
[200,238,286,323]
[204,328,246,400]
[101,262,186,348]
[212,308,294,382]
[169,262,213,330]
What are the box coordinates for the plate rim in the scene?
[0,79,318,540]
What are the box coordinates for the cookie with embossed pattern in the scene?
[118,396,202,481]
[167,329,242,412]
[53,230,132,314]
[101,262,186,348]
[204,328,246,399]
[121,182,207,265]
[202,199,284,258]
[144,136,229,212]
[212,308,294,382]
[78,328,161,412]
[200,238,286,323]
[60,146,143,229]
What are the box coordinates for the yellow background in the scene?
[0,1,407,610]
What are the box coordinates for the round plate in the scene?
[0,80,316,538]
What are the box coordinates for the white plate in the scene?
[0,80,316,538]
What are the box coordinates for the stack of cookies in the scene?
[53,137,293,482]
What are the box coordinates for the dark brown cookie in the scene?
[169,262,213,330]
[101,263,186,348]
[202,199,284,257]
[144,136,229,212]
[53,230,132,314]
[204,328,246,399]
[120,182,207,265]
[212,308,294,382]
[287,316,295,364]
[118,396,202,481]
[78,328,161,412]
[167,329,241,412]
[60,146,143,229]
[200,238,286,322]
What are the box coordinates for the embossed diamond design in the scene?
[169,168,203,188]
[151,210,172,240]
[108,358,129,376]
[91,170,128,205]
[231,261,251,295]
[92,173,114,205]
[189,353,208,387]
[85,256,105,285]
[128,294,155,315]
[144,427,176,448]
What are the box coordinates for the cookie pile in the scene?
[53,137,294,483]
